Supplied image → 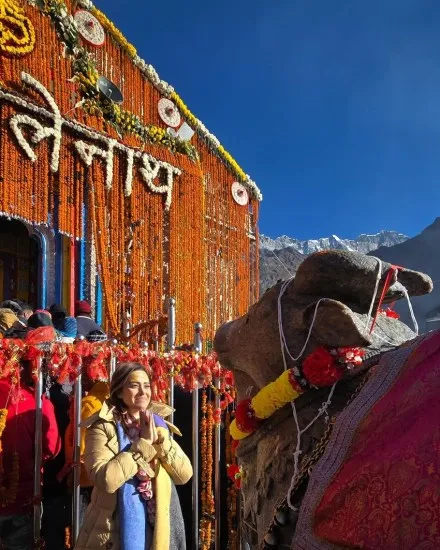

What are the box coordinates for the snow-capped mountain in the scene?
[260,230,408,255]
[259,229,409,294]
[259,220,440,335]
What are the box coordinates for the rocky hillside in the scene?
[368,217,440,333]
[259,246,305,294]
[260,230,408,294]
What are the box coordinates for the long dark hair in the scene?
[109,362,149,413]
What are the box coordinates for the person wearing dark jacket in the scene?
[48,303,68,331]
[75,300,103,338]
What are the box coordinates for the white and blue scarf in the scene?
[116,414,167,550]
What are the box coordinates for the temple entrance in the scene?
[0,218,40,307]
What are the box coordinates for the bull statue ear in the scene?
[302,298,373,348]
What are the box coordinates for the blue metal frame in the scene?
[79,202,87,300]
[96,276,103,324]
[32,230,47,309]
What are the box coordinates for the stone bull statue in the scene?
[214,250,439,549]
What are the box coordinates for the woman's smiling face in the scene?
[119,370,152,415]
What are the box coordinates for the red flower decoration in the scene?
[235,398,261,433]
[380,307,400,319]
[227,464,240,481]
[25,326,56,345]
[302,347,344,387]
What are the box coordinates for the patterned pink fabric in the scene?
[313,331,440,548]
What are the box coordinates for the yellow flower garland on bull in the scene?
[230,346,365,440]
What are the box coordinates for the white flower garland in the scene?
[9,113,42,162]
[74,139,115,190]
[9,73,63,173]
[1,72,182,206]
[139,153,182,210]
[124,148,134,197]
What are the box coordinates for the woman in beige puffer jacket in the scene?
[75,362,192,550]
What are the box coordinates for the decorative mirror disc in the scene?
[232,182,249,206]
[158,98,181,128]
[74,10,105,47]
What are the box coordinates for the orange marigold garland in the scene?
[225,409,239,550]
[200,390,215,549]
[64,526,72,549]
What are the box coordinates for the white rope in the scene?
[278,277,325,369]
[365,257,382,330]
[269,250,295,278]
[286,383,337,510]
[402,286,419,335]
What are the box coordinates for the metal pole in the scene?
[167,298,176,427]
[72,370,82,543]
[192,322,202,549]
[214,376,222,550]
[38,233,47,309]
[33,358,43,542]
[109,339,118,379]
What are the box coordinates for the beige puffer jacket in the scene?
[75,402,192,549]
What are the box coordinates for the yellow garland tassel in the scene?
[229,370,302,441]
[229,420,249,441]
[0,408,7,452]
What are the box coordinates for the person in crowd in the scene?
[4,302,33,339]
[49,303,68,332]
[0,300,22,316]
[40,314,76,549]
[76,362,192,550]
[62,378,109,524]
[57,316,78,344]
[29,310,52,326]
[41,378,73,550]
[0,327,61,550]
[75,300,104,338]
[0,308,19,336]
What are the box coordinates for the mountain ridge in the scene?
[259,218,439,333]
[260,229,408,255]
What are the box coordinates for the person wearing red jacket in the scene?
[0,371,61,549]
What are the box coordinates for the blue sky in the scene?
[101,0,440,240]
